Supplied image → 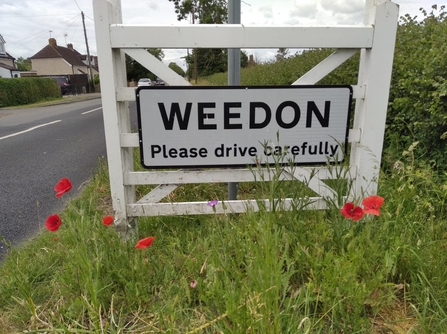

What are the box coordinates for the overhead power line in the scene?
[0,14,76,18]
[73,0,82,12]
[6,14,82,54]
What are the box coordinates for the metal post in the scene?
[227,0,241,200]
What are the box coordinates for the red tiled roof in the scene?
[30,40,86,67]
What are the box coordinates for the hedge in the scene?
[0,77,61,108]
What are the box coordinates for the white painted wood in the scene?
[128,197,329,216]
[93,0,135,231]
[348,129,361,143]
[293,49,358,85]
[352,85,366,99]
[110,25,374,49]
[120,133,138,147]
[350,1,399,197]
[137,184,179,204]
[123,49,190,86]
[93,0,397,220]
[116,87,136,102]
[124,167,342,185]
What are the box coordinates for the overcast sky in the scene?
[0,0,441,69]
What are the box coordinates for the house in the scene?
[79,54,99,75]
[30,38,97,76]
[0,34,21,78]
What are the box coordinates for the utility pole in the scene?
[81,11,95,92]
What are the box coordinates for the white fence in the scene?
[93,0,398,231]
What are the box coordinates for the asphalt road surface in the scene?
[0,97,113,260]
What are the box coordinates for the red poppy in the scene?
[54,178,72,198]
[135,236,156,249]
[46,214,62,232]
[362,195,384,216]
[102,215,114,226]
[340,202,364,221]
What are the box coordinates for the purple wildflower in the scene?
[207,200,218,207]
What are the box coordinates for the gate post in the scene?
[93,0,136,234]
[350,1,399,198]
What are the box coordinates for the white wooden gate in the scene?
[93,0,398,230]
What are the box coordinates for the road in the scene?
[0,97,113,260]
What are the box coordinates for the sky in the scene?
[0,0,442,70]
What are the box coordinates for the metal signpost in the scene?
[227,0,241,200]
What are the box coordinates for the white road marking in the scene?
[82,107,102,115]
[0,120,62,141]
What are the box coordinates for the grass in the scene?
[1,143,447,333]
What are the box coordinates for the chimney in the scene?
[67,43,73,50]
[249,54,255,67]
[49,38,57,46]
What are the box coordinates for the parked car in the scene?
[137,78,152,87]
[152,77,166,86]
[53,77,72,95]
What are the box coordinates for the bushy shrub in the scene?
[386,6,447,168]
[0,77,60,107]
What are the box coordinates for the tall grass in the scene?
[0,143,446,332]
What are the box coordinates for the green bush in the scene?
[0,77,60,107]
[386,6,447,168]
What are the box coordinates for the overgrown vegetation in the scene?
[1,5,447,333]
[386,6,447,170]
[1,144,447,332]
[206,6,447,171]
[0,77,60,107]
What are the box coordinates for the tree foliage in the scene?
[168,0,227,23]
[275,48,290,62]
[184,49,248,77]
[15,57,32,71]
[168,0,230,79]
[168,62,186,76]
[126,49,164,82]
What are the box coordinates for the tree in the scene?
[15,57,32,71]
[126,49,164,82]
[240,50,249,68]
[168,0,228,81]
[184,49,248,78]
[168,62,186,76]
[275,48,290,62]
[168,0,227,24]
